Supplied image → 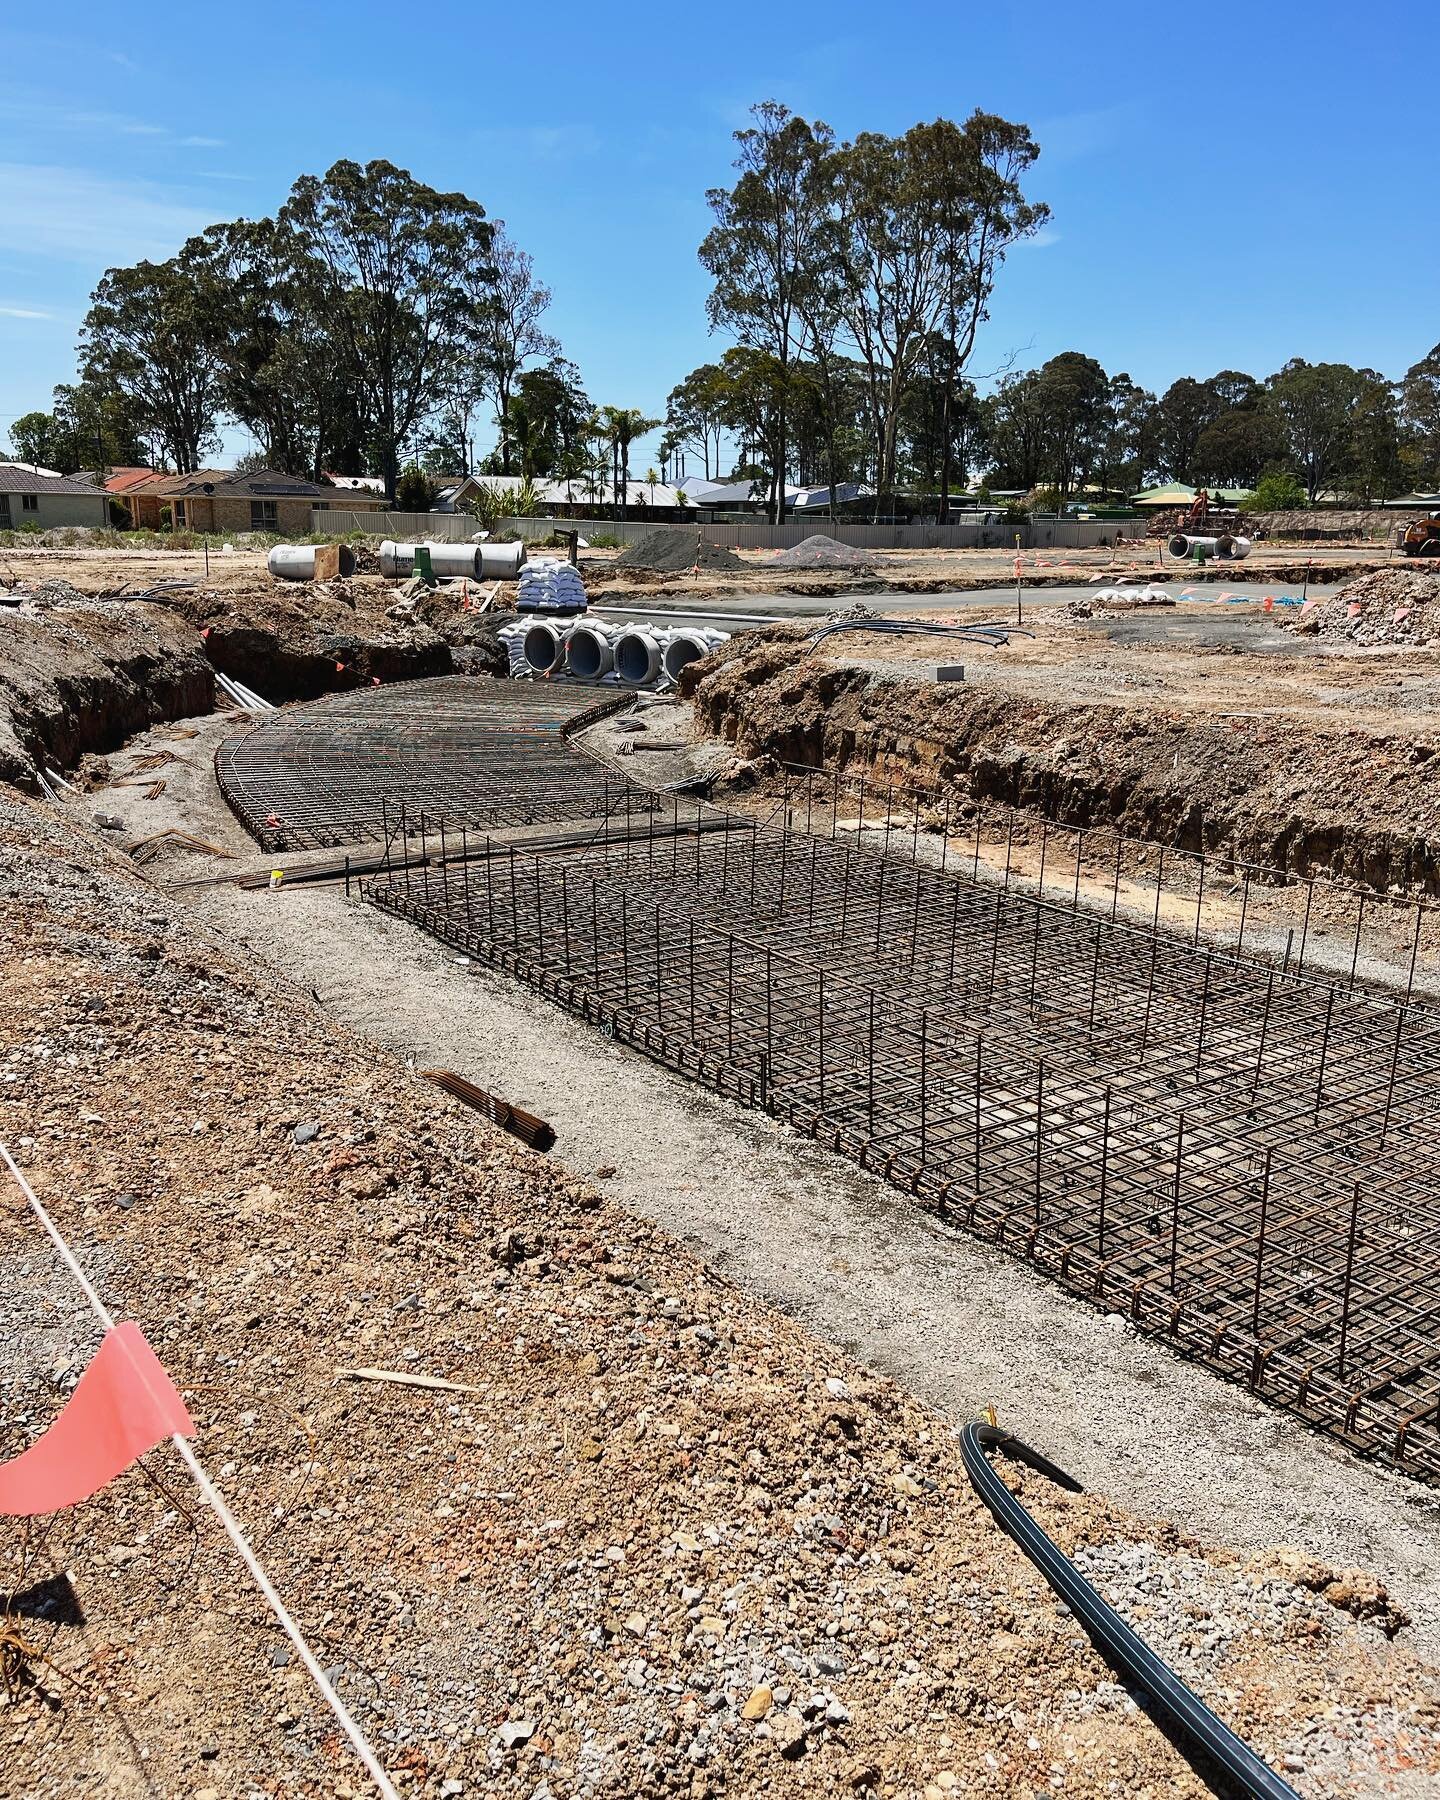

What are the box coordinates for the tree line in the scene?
[668,100,1440,515]
[9,158,663,507]
[12,124,1440,519]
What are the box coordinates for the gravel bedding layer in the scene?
[4,791,1440,1799]
[773,537,882,572]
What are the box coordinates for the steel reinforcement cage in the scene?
[365,797,1440,1480]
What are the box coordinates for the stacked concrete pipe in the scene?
[1168,533,1252,561]
[564,620,619,681]
[660,627,728,682]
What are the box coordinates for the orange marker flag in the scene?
[0,1323,193,1517]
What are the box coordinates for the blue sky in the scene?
[1,0,1435,477]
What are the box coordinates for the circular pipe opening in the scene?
[566,627,612,680]
[522,624,563,672]
[615,631,661,686]
[661,632,710,681]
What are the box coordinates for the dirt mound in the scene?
[1309,568,1440,646]
[615,528,745,573]
[775,534,882,571]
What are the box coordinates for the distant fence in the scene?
[500,514,1136,551]
[311,508,1145,550]
[315,510,479,540]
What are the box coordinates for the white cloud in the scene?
[178,135,226,149]
[1019,228,1063,251]
[469,123,602,162]
[0,165,213,263]
[0,304,51,318]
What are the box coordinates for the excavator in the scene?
[1399,515,1440,556]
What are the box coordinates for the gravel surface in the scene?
[187,873,1440,1656]
[7,793,1440,1798]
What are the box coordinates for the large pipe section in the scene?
[660,627,727,682]
[477,540,526,579]
[521,621,569,675]
[1168,533,1251,561]
[614,628,666,688]
[267,544,357,580]
[564,621,617,681]
[380,539,529,580]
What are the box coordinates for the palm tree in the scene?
[601,406,660,519]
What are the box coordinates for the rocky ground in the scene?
[6,793,1440,1799]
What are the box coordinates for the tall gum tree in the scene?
[700,102,835,522]
[281,159,494,501]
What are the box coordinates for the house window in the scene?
[0,496,10,526]
[21,493,38,512]
[313,500,328,512]
[173,500,186,527]
[250,499,278,528]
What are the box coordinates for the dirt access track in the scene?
[583,536,1383,601]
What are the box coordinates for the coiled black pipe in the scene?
[960,1424,1300,1800]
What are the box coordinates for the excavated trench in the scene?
[687,638,1440,896]
[0,597,472,788]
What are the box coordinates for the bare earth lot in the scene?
[7,535,1440,1797]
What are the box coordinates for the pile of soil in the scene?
[6,789,1439,1797]
[1309,568,1440,647]
[615,528,745,573]
[774,534,882,571]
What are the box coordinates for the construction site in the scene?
[8,526,1440,1799]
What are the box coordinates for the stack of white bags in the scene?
[516,556,587,615]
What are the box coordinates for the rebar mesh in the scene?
[369,808,1440,1478]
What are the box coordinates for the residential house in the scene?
[117,468,388,533]
[0,467,109,530]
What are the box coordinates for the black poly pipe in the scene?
[960,1424,1300,1800]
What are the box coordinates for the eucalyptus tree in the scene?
[477,233,559,475]
[1265,359,1370,502]
[914,113,1046,516]
[281,159,495,500]
[700,101,836,521]
[79,246,224,472]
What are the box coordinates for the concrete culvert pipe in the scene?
[478,541,526,579]
[615,628,665,687]
[661,628,724,682]
[267,544,357,580]
[522,621,566,674]
[378,540,482,580]
[565,622,615,681]
[1169,533,1251,563]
